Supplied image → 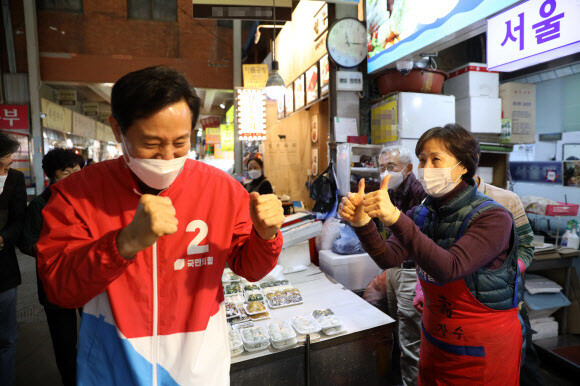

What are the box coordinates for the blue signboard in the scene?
[366,0,520,74]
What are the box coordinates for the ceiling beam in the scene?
[87,84,112,103]
[203,89,217,114]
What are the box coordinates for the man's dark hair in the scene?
[42,148,84,181]
[415,123,480,183]
[111,66,201,134]
[0,131,20,158]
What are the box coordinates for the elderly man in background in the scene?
[361,145,426,386]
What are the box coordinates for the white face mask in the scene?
[0,174,7,194]
[122,138,187,190]
[380,163,410,190]
[418,162,462,197]
[248,170,262,180]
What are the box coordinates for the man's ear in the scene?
[109,115,123,143]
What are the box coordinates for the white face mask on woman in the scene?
[248,170,262,180]
[380,164,410,190]
[122,138,187,190]
[418,162,462,197]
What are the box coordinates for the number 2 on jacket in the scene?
[174,220,209,270]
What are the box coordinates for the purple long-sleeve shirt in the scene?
[354,182,513,284]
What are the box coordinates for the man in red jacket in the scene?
[37,66,285,385]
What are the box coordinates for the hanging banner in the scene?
[236,88,267,141]
[243,64,269,88]
[487,0,580,72]
[220,124,235,151]
[200,116,220,129]
[206,127,221,144]
[0,105,29,134]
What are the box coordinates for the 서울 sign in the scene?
[488,0,580,72]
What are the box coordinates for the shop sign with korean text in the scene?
[243,64,269,88]
[0,105,29,134]
[220,124,234,151]
[488,0,580,72]
[41,98,72,133]
[72,112,96,139]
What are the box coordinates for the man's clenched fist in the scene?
[250,193,285,240]
[117,194,179,259]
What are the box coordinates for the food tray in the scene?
[225,301,241,319]
[261,285,294,294]
[243,284,261,292]
[244,301,268,316]
[260,280,290,289]
[228,329,244,357]
[232,321,254,331]
[224,283,242,295]
[229,305,251,325]
[244,291,265,302]
[296,333,321,343]
[291,315,321,335]
[224,294,245,305]
[312,309,342,331]
[222,268,241,283]
[240,326,270,352]
[249,311,271,321]
[268,321,297,350]
[265,288,303,308]
[321,326,346,336]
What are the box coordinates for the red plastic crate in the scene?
[545,203,579,217]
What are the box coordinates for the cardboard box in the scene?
[499,82,536,144]
[444,62,499,99]
[456,96,502,134]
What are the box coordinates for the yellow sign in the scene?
[371,98,398,144]
[243,64,269,88]
[220,124,234,151]
[206,127,221,144]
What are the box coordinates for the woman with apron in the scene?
[339,124,522,385]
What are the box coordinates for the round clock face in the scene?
[326,18,367,68]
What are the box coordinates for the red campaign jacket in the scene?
[37,157,282,385]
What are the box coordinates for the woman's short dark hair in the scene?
[415,124,480,182]
[246,157,264,169]
[0,131,20,158]
[42,148,84,181]
[111,66,201,134]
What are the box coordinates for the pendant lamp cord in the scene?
[272,0,276,62]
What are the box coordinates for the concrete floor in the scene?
[11,251,578,386]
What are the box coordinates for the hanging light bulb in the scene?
[265,0,285,100]
[265,60,285,100]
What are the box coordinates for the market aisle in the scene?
[14,251,61,386]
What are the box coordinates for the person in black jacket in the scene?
[0,131,27,386]
[244,157,273,195]
[19,148,83,386]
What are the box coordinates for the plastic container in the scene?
[243,284,261,292]
[244,301,267,315]
[228,329,244,357]
[249,311,271,321]
[232,321,254,331]
[265,288,304,308]
[244,291,264,302]
[268,321,298,350]
[444,63,499,99]
[225,301,241,320]
[318,250,382,290]
[240,326,270,352]
[224,283,242,295]
[260,280,290,289]
[291,315,321,335]
[229,305,251,325]
[312,309,344,335]
[524,290,571,319]
[224,294,245,305]
[222,268,240,283]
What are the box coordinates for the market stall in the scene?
[226,265,394,385]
